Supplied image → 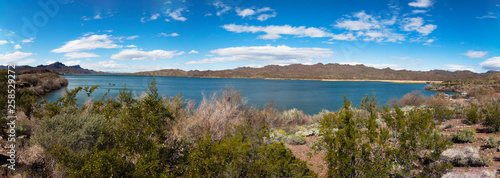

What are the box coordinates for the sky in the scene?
[0,0,499,73]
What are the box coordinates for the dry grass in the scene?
[440,147,492,167]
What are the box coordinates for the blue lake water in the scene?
[41,75,445,115]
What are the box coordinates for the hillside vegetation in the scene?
[131,63,494,81]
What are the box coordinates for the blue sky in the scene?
[0,0,499,73]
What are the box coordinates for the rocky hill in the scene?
[131,63,495,81]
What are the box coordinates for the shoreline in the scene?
[66,73,443,84]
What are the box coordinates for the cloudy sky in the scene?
[0,0,499,72]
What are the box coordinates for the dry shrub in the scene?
[278,108,313,127]
[173,86,247,141]
[18,145,61,177]
[399,90,428,107]
[18,74,41,86]
[440,147,492,167]
[427,92,451,108]
[386,97,400,107]
[442,169,494,178]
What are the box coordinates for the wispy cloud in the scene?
[446,64,475,71]
[463,50,487,58]
[52,34,121,53]
[480,56,500,70]
[186,45,333,65]
[235,7,276,21]
[222,24,333,39]
[0,51,33,64]
[158,32,179,37]
[166,8,187,21]
[408,0,433,8]
[477,12,498,19]
[111,49,184,60]
[401,17,437,35]
[64,52,100,59]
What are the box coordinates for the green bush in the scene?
[482,100,500,132]
[466,103,481,124]
[487,136,498,148]
[184,134,316,177]
[283,134,306,145]
[31,108,104,152]
[452,127,477,143]
[433,106,454,123]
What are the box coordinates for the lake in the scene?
[41,75,444,115]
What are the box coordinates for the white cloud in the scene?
[111,49,184,60]
[22,37,35,43]
[63,60,82,66]
[480,57,500,70]
[64,52,100,59]
[81,16,91,21]
[213,1,231,16]
[332,11,406,42]
[334,11,381,30]
[477,12,498,19]
[94,13,103,19]
[126,45,137,48]
[186,45,334,65]
[408,0,433,8]
[205,13,213,16]
[0,51,33,64]
[188,50,199,54]
[126,35,139,40]
[141,13,161,23]
[340,62,401,69]
[166,8,187,21]
[159,32,179,37]
[401,17,437,35]
[52,34,121,53]
[236,8,256,18]
[81,60,166,73]
[222,24,333,39]
[14,45,22,49]
[463,50,487,58]
[257,13,276,21]
[235,7,276,21]
[412,10,428,14]
[424,38,435,46]
[446,64,474,71]
[0,40,7,45]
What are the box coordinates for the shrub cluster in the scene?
[452,127,477,143]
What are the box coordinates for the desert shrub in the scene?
[427,92,450,108]
[318,95,452,177]
[386,97,400,107]
[486,136,498,148]
[31,108,105,152]
[184,134,316,177]
[399,90,428,107]
[359,93,380,114]
[433,106,454,123]
[452,127,477,143]
[312,109,333,122]
[482,100,500,132]
[280,108,313,127]
[466,103,481,124]
[19,145,58,177]
[18,74,41,86]
[283,134,306,145]
[440,147,492,167]
[442,170,495,178]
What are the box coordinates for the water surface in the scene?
[41,75,444,115]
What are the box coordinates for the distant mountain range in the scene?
[0,62,98,74]
[131,63,497,81]
[1,62,498,81]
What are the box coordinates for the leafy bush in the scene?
[433,106,454,123]
[482,100,500,132]
[452,127,477,143]
[184,134,316,177]
[283,134,306,145]
[359,93,380,114]
[487,136,498,148]
[466,103,481,124]
[31,108,105,152]
[318,95,452,177]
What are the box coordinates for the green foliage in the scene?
[466,103,481,124]
[482,100,500,132]
[184,134,316,177]
[31,108,104,152]
[117,83,134,104]
[360,93,380,114]
[487,136,498,148]
[452,127,477,143]
[283,134,306,145]
[433,106,454,123]
[318,94,452,177]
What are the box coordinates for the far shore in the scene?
[262,78,442,84]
